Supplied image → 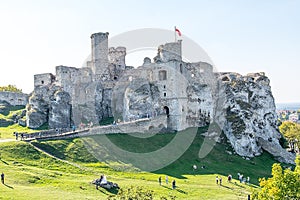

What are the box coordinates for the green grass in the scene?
[0,105,25,117]
[0,104,37,138]
[0,124,284,199]
[0,124,38,139]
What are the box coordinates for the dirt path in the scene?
[0,139,15,143]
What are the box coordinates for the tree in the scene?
[0,84,22,93]
[279,121,300,153]
[252,156,300,200]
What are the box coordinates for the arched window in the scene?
[163,106,170,117]
[159,70,167,81]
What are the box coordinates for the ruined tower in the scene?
[90,32,109,81]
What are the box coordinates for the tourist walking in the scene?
[216,176,219,184]
[219,177,222,185]
[165,175,168,184]
[228,174,232,182]
[158,176,162,186]
[1,172,4,184]
[172,180,176,189]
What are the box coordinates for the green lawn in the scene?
[0,124,37,139]
[0,104,37,139]
[0,126,283,199]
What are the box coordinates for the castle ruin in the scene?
[25,31,295,164]
[28,32,214,131]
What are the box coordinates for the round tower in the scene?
[90,32,109,80]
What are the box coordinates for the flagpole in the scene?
[174,26,177,42]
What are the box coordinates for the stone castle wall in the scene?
[34,73,55,89]
[0,91,28,106]
[109,47,126,69]
[25,31,295,164]
[158,40,182,62]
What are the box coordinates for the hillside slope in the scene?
[0,126,290,199]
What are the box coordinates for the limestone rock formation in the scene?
[49,91,71,129]
[220,72,295,164]
[26,85,72,129]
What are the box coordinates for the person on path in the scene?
[158,176,162,186]
[219,177,222,185]
[216,176,219,184]
[1,172,4,184]
[165,175,168,184]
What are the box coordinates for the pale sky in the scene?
[0,0,299,103]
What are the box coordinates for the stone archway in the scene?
[163,106,170,117]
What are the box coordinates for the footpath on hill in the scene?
[28,141,95,173]
[0,138,15,143]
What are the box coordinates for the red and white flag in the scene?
[175,27,182,36]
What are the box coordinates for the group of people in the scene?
[158,176,176,189]
[215,176,222,185]
[216,174,250,185]
[237,173,250,184]
[14,132,24,140]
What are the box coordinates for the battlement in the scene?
[157,40,182,62]
[108,46,126,69]
[34,73,55,89]
[91,32,109,39]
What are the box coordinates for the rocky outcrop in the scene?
[220,72,295,164]
[26,81,113,129]
[26,85,72,129]
[26,93,49,128]
[49,91,71,129]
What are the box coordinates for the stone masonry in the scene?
[25,32,295,164]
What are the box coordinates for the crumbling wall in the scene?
[155,41,182,63]
[0,91,28,106]
[34,73,55,89]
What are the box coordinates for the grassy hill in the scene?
[0,125,285,199]
[0,106,287,199]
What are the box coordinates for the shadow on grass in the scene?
[162,185,187,194]
[0,159,9,165]
[161,185,172,190]
[220,184,232,190]
[152,129,282,186]
[97,187,119,195]
[175,187,187,194]
[4,183,14,189]
[232,182,246,188]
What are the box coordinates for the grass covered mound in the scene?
[26,128,280,184]
[0,123,286,199]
